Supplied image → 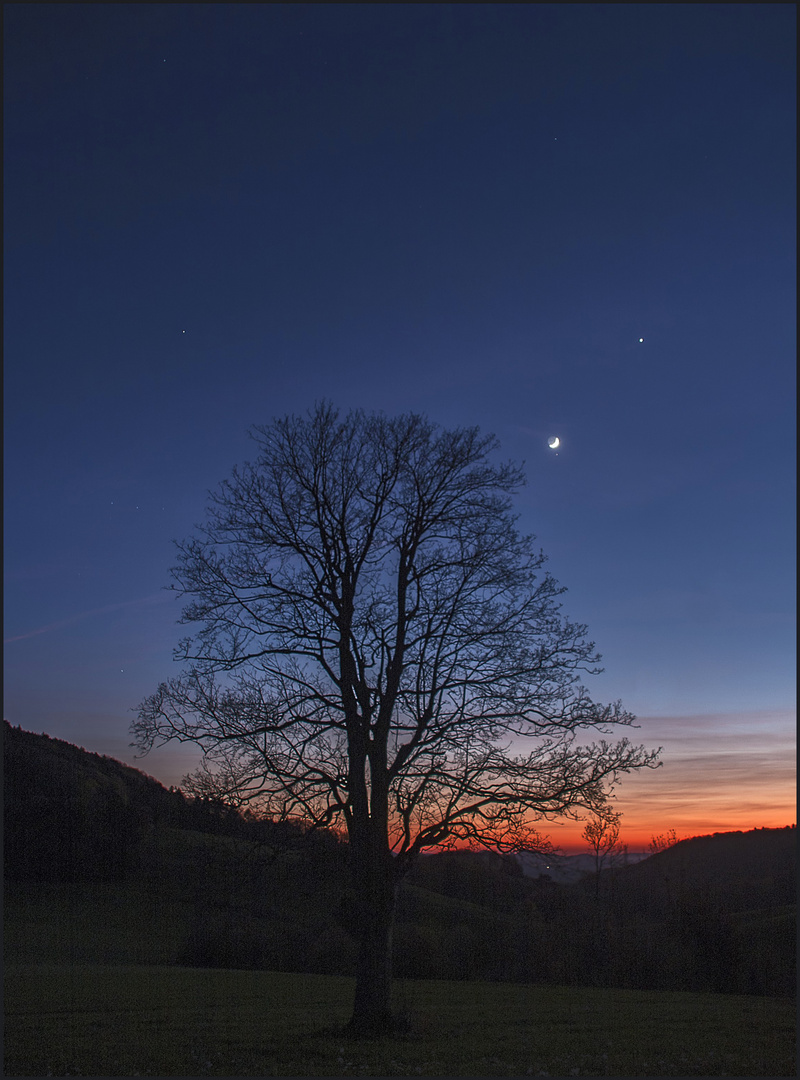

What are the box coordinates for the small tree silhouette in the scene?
[582,808,623,898]
[649,828,682,854]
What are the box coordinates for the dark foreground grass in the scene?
[4,964,794,1077]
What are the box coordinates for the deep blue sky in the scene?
[4,5,795,837]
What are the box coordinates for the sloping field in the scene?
[4,964,794,1076]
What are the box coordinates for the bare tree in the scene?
[582,807,623,898]
[649,828,683,854]
[132,403,660,1034]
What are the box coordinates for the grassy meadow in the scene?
[4,963,794,1077]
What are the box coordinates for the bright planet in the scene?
[548,436,560,449]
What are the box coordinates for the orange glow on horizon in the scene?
[548,709,797,854]
[549,820,796,856]
[428,822,796,858]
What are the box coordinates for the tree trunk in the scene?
[347,851,398,1035]
[349,896,396,1034]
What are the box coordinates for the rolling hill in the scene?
[3,722,795,996]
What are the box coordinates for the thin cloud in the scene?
[611,715,796,836]
[4,591,176,644]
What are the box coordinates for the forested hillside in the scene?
[4,721,251,882]
[4,723,795,996]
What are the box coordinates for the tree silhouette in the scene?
[649,828,683,853]
[582,807,623,898]
[133,403,660,1034]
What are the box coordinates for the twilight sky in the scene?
[4,4,795,851]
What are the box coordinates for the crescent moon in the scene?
[548,436,560,449]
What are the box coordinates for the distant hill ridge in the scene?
[635,825,796,881]
[604,823,797,917]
